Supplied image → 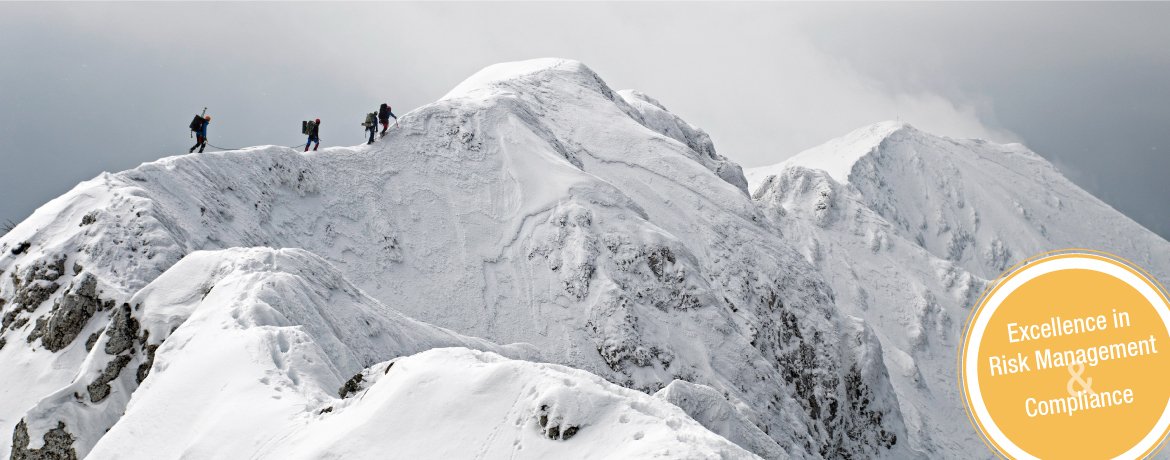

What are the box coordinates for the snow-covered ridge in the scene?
[14,247,530,457]
[258,347,759,460]
[2,58,908,459]
[748,120,1169,280]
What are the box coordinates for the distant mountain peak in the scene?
[747,120,915,188]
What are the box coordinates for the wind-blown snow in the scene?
[656,380,789,459]
[261,348,759,460]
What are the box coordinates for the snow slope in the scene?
[746,121,1170,456]
[2,59,908,459]
[9,247,751,459]
[258,348,758,460]
[10,247,529,458]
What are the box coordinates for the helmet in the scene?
[204,115,211,121]
[315,118,321,123]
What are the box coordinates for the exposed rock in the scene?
[5,257,68,335]
[32,274,108,352]
[136,344,158,384]
[750,289,901,459]
[84,328,105,352]
[10,274,62,317]
[104,303,140,355]
[843,366,897,452]
[10,420,78,460]
[11,241,31,255]
[536,404,580,441]
[338,372,365,398]
[87,355,132,403]
[561,425,579,440]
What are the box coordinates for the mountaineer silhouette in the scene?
[378,103,398,137]
[189,114,210,153]
[302,118,321,152]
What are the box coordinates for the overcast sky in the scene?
[1,2,1167,240]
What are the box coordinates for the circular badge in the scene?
[960,250,1170,459]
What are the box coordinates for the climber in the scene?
[378,103,398,137]
[363,111,378,145]
[305,118,321,152]
[189,115,210,153]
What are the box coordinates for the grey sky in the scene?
[1,2,1167,240]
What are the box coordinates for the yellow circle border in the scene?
[957,248,1170,459]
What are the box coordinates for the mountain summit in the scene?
[1,59,1167,459]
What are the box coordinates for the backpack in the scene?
[302,120,309,135]
[363,112,376,127]
[189,115,205,132]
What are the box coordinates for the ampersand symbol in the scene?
[1067,362,1096,396]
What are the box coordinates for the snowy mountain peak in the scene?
[439,58,748,193]
[442,58,600,101]
[1,60,914,459]
[746,120,912,187]
[748,121,1169,280]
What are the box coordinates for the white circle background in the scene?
[963,255,1170,460]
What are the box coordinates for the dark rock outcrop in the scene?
[87,355,132,403]
[29,274,109,352]
[10,420,77,460]
[104,303,140,355]
[338,372,365,398]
